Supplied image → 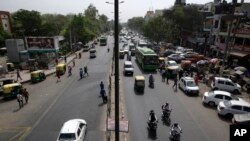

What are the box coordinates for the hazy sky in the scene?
[0,0,218,22]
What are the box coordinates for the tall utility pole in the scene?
[114,0,120,141]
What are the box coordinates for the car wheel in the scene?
[225,113,233,119]
[213,87,219,90]
[233,90,239,95]
[208,101,216,107]
[184,90,188,94]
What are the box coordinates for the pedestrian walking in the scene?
[172,76,178,90]
[166,70,170,84]
[17,93,24,108]
[100,89,107,103]
[178,70,183,80]
[56,71,61,82]
[194,74,199,86]
[16,69,22,81]
[100,81,104,90]
[64,56,67,63]
[79,68,83,79]
[72,59,75,67]
[22,88,29,104]
[79,52,81,59]
[162,69,166,82]
[84,66,88,76]
[68,66,72,76]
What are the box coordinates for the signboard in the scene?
[107,118,129,133]
[26,37,58,50]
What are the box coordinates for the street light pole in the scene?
[114,0,119,140]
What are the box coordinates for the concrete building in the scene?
[144,10,155,22]
[0,11,11,33]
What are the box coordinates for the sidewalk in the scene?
[4,52,79,84]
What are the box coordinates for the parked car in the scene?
[183,52,199,58]
[57,119,87,141]
[211,77,241,94]
[123,61,134,76]
[202,90,244,107]
[167,54,185,63]
[217,100,250,118]
[179,77,199,95]
[232,113,250,125]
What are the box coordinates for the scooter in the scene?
[169,130,182,141]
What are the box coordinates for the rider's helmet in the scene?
[150,110,154,115]
[165,103,169,106]
[174,123,178,127]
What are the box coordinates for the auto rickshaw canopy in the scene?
[56,63,66,69]
[135,75,145,81]
[31,70,45,77]
[3,83,22,93]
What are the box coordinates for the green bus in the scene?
[135,47,158,71]
[100,37,107,46]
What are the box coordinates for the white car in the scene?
[57,119,87,141]
[217,100,250,118]
[202,90,244,107]
[179,77,199,95]
[211,77,241,94]
[123,61,134,76]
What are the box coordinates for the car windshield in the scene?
[186,81,196,87]
[125,64,132,68]
[59,133,76,140]
[224,101,232,107]
[169,62,177,66]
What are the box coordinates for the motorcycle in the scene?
[162,109,171,125]
[149,79,154,88]
[148,121,157,130]
[169,130,182,141]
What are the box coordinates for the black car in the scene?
[164,50,175,57]
[167,54,185,63]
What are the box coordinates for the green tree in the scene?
[143,16,168,44]
[12,9,42,37]
[127,17,145,33]
[40,14,70,36]
[0,26,11,47]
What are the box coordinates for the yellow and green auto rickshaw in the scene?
[6,63,15,72]
[3,83,22,99]
[166,66,179,79]
[31,70,46,83]
[56,63,66,75]
[134,75,145,94]
[119,50,125,59]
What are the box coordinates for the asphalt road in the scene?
[0,36,113,141]
[120,40,231,141]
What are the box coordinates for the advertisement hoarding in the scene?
[25,37,59,50]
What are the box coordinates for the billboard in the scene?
[26,37,58,50]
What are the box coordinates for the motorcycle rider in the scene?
[162,102,171,116]
[148,110,157,128]
[149,74,154,87]
[170,123,182,137]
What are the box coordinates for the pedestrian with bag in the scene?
[17,93,24,108]
[100,89,107,103]
[172,76,178,91]
[22,88,29,104]
[100,81,104,90]
[84,66,88,76]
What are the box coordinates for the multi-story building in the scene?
[0,11,11,33]
[144,10,155,22]
[208,2,250,69]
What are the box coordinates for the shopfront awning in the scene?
[230,51,247,58]
[28,49,57,53]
